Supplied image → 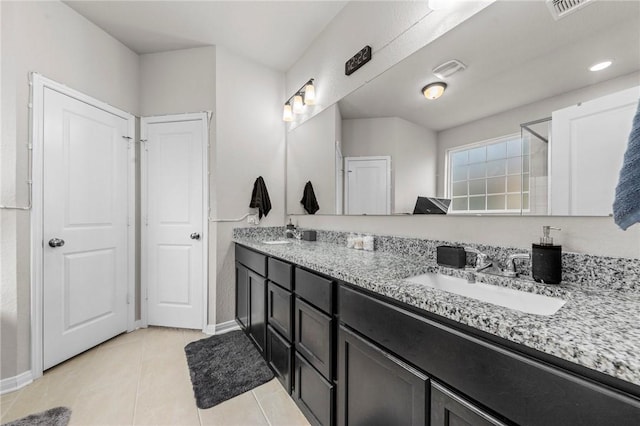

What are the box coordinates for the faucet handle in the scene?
[503,252,530,276]
[464,247,492,271]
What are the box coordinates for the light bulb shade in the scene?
[304,82,316,105]
[292,95,304,114]
[428,0,452,10]
[282,103,293,122]
[422,82,447,100]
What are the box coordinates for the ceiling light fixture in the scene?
[282,78,315,121]
[428,0,452,11]
[589,60,612,72]
[422,82,447,100]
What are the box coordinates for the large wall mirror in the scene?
[286,0,640,216]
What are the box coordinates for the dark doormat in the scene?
[184,330,274,409]
[2,407,71,426]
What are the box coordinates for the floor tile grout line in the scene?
[131,342,145,426]
[252,390,273,426]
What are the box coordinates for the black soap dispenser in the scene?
[532,226,562,284]
[285,218,295,238]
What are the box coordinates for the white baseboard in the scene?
[203,320,241,335]
[0,370,33,395]
[134,320,146,330]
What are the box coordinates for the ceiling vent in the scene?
[432,59,466,79]
[546,0,594,20]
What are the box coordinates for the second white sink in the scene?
[404,272,566,316]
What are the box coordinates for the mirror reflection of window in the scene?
[447,134,533,214]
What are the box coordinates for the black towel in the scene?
[300,181,320,214]
[249,176,271,219]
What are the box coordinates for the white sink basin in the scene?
[262,240,292,245]
[405,272,566,316]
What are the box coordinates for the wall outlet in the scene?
[247,214,259,225]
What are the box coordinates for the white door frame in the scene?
[30,73,136,380]
[140,113,209,331]
[344,155,392,215]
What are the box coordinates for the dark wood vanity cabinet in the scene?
[235,243,640,426]
[339,283,640,426]
[337,325,429,426]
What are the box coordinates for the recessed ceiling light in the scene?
[589,61,612,72]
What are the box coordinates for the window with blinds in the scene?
[447,134,530,213]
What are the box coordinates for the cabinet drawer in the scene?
[338,326,429,426]
[294,352,335,426]
[295,268,334,314]
[431,382,506,426]
[267,325,292,394]
[268,257,293,290]
[268,281,292,340]
[295,297,333,380]
[235,244,267,276]
[339,284,640,426]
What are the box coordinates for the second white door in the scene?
[345,156,391,215]
[142,114,207,329]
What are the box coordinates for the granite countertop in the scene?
[233,237,640,388]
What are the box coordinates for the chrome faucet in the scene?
[502,252,530,278]
[464,247,492,272]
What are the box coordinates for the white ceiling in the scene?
[63,0,348,71]
[338,0,640,132]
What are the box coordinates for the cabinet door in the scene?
[235,262,249,330]
[338,326,429,426]
[431,382,506,426]
[267,325,292,394]
[268,281,293,340]
[295,297,333,379]
[294,352,335,426]
[248,269,267,354]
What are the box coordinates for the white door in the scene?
[142,114,207,329]
[43,88,130,370]
[551,86,639,215]
[345,156,391,215]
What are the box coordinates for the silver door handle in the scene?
[48,238,65,248]
[190,233,200,240]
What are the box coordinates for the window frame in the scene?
[445,133,530,215]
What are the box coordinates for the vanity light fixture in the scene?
[422,82,447,100]
[304,81,316,105]
[292,94,304,114]
[589,60,612,72]
[282,102,293,122]
[282,78,315,121]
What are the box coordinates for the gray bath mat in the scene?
[184,330,274,409]
[2,407,71,426]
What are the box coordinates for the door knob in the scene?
[48,238,65,248]
[190,233,201,240]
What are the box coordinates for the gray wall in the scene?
[342,117,437,214]
[212,46,285,324]
[1,1,140,380]
[287,105,338,215]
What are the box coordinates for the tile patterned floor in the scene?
[0,327,310,425]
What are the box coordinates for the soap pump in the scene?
[532,226,562,284]
[285,218,296,238]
